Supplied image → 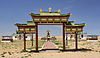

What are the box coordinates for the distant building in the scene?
[1,33,33,42]
[13,33,33,40]
[66,32,87,40]
[12,33,19,40]
[86,35,98,42]
[79,33,87,40]
[25,34,33,40]
[1,36,13,42]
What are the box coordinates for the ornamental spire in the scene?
[48,8,52,12]
[58,9,61,13]
[40,9,42,13]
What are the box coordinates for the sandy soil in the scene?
[0,52,100,58]
[0,40,100,58]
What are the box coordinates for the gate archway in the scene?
[15,8,86,51]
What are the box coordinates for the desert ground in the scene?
[0,37,100,58]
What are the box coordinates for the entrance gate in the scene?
[15,8,86,51]
[35,23,66,51]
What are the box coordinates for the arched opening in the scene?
[37,25,63,50]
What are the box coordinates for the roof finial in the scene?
[48,8,52,12]
[58,9,61,13]
[40,9,42,13]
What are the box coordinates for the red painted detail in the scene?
[2,39,13,41]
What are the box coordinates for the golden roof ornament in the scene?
[84,24,87,26]
[40,9,42,13]
[58,9,61,13]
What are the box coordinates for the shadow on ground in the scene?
[60,48,92,52]
[29,48,92,53]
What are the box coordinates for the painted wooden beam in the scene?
[66,34,68,46]
[38,23,63,25]
[75,32,78,50]
[31,33,33,46]
[23,33,26,51]
[36,23,38,51]
[63,23,65,50]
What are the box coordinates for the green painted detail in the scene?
[42,12,59,13]
[67,21,75,25]
[65,24,85,27]
[15,21,35,26]
[15,24,35,26]
[66,21,86,27]
[40,12,60,16]
[30,13,70,16]
[27,21,35,25]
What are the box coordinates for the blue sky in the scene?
[0,0,100,36]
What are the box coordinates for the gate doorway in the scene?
[35,23,66,51]
[38,25,63,50]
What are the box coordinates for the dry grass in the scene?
[0,40,45,53]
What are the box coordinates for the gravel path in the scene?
[42,41,58,49]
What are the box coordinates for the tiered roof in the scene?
[66,20,86,27]
[15,8,86,33]
[15,21,86,27]
[15,21,35,26]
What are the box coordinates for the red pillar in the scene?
[31,33,33,46]
[75,32,78,50]
[63,23,65,50]
[36,23,38,51]
[66,33,68,46]
[23,33,26,51]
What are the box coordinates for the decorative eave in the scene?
[15,21,35,26]
[29,13,71,23]
[65,23,87,27]
[15,23,35,27]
